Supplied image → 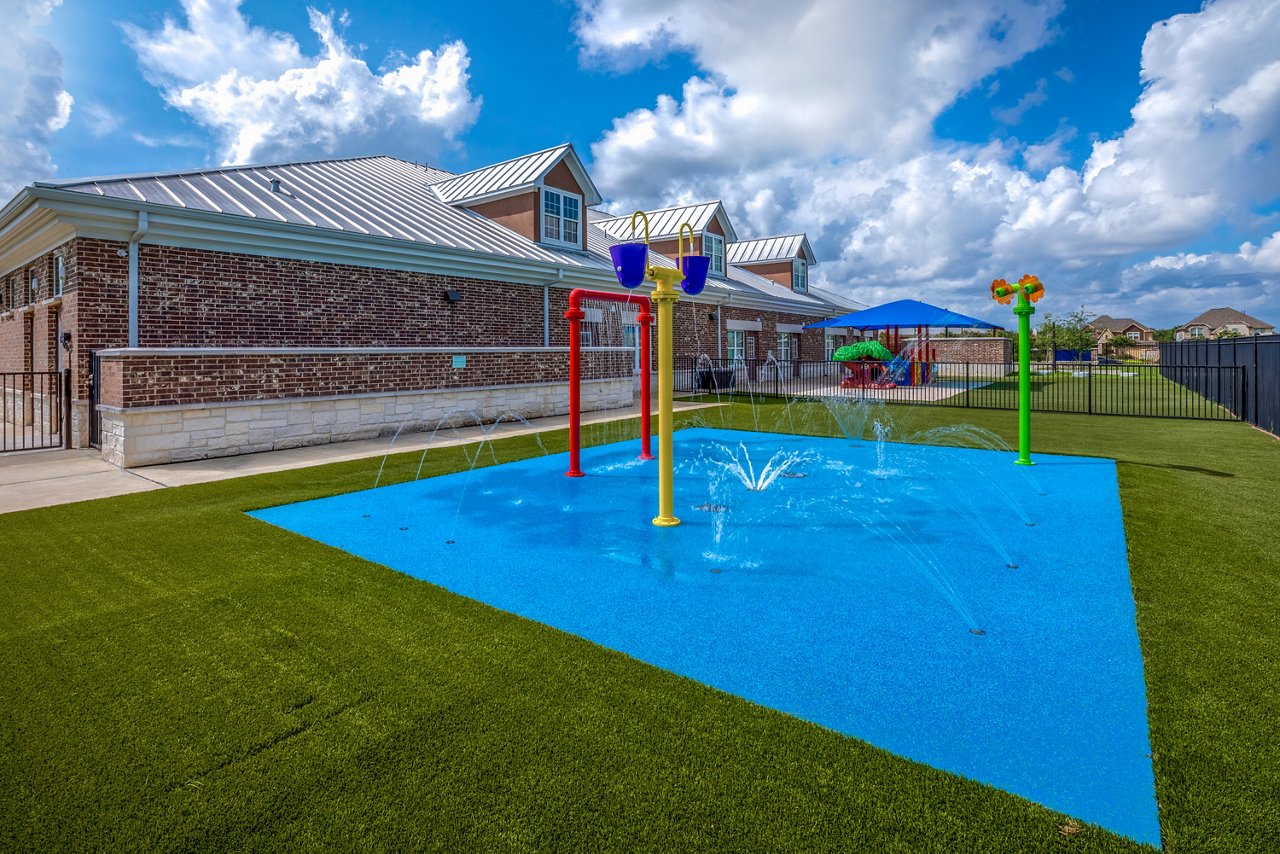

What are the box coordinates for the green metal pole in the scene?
[1014,292,1035,466]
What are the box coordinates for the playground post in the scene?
[991,275,1045,466]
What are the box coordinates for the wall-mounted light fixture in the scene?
[60,331,72,350]
[707,312,717,322]
[443,289,462,303]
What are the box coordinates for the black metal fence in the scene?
[678,358,1243,421]
[2,370,70,451]
[1161,335,1280,435]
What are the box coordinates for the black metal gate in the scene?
[2,370,70,452]
[89,352,102,449]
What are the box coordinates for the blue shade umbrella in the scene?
[804,299,1004,331]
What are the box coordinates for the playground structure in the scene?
[566,212,709,527]
[808,299,1003,390]
[564,288,652,477]
[990,274,1046,466]
[834,336,934,389]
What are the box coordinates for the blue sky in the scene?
[11,0,1280,326]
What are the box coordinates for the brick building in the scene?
[0,144,858,465]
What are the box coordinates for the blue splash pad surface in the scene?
[250,427,1159,845]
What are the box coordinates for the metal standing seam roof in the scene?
[429,143,602,206]
[727,234,816,266]
[594,201,738,243]
[41,156,614,270]
[33,151,856,313]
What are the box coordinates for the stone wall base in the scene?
[100,378,632,468]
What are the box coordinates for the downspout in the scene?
[128,210,149,348]
[542,268,563,348]
[719,294,732,359]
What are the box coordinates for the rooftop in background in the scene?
[727,234,817,267]
[1179,307,1275,330]
[594,201,738,243]
[1089,315,1153,334]
[428,143,602,207]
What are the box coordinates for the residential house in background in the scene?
[1175,308,1276,340]
[1088,315,1158,361]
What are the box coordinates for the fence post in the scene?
[1088,363,1093,414]
[1253,338,1260,425]
[1240,365,1248,423]
[63,368,72,449]
[965,361,971,408]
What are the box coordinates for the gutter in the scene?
[128,210,148,348]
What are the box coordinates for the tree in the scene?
[1152,327,1178,343]
[1213,328,1244,339]
[1035,307,1098,360]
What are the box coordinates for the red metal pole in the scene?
[639,300,653,460]
[565,297,585,477]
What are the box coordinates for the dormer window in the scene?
[792,259,808,293]
[703,232,725,276]
[542,188,581,249]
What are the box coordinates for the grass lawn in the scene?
[947,370,1238,420]
[2,404,1277,851]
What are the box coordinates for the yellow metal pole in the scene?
[649,267,682,527]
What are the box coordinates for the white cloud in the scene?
[1022,124,1076,171]
[581,0,1062,197]
[582,0,1280,326]
[0,0,73,197]
[992,78,1048,125]
[1118,233,1280,323]
[125,1,480,165]
[82,102,122,138]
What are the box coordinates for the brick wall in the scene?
[915,337,1011,364]
[0,241,74,376]
[97,348,633,409]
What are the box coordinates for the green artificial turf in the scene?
[2,404,1277,851]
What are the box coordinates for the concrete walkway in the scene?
[0,399,720,516]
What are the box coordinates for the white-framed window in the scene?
[542,188,581,249]
[792,259,808,293]
[579,327,594,348]
[703,232,725,276]
[777,333,793,361]
[824,333,838,360]
[53,254,65,297]
[623,324,641,372]
[726,329,745,362]
[28,270,38,304]
[1126,330,1140,340]
[1189,327,1205,338]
